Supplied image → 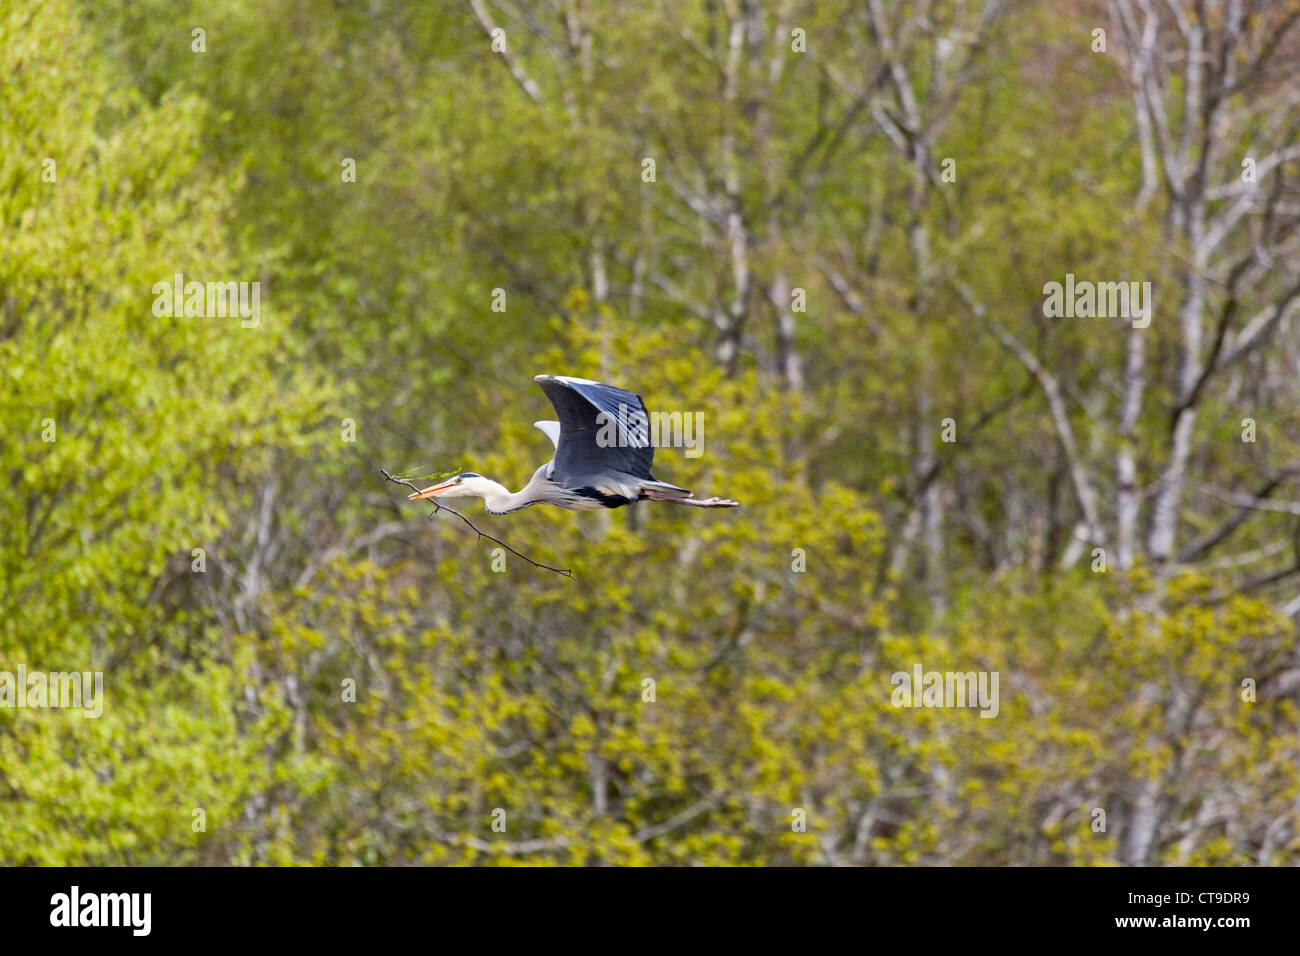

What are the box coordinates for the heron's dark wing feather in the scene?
[534,375,654,482]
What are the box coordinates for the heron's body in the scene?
[448,465,626,514]
[408,375,739,513]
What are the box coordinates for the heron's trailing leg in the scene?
[642,489,740,508]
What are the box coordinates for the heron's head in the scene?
[407,472,493,501]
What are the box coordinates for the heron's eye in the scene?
[456,476,464,484]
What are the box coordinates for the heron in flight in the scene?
[407,375,739,514]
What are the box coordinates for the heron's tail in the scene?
[640,480,693,500]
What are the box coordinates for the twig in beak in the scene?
[379,468,575,579]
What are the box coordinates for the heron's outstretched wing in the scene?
[534,375,654,481]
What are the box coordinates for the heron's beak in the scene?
[408,480,456,501]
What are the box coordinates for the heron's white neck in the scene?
[460,475,536,514]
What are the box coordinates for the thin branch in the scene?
[379,469,574,579]
[431,798,712,856]
[1175,477,1300,517]
[468,0,543,103]
[631,799,713,844]
[1176,465,1300,563]
[1217,277,1300,370]
[436,829,571,855]
[953,282,1104,544]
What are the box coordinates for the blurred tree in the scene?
[0,0,1296,864]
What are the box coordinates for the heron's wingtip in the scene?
[533,374,551,384]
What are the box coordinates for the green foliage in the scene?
[1,0,1297,865]
[0,0,332,863]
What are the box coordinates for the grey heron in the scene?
[407,375,740,514]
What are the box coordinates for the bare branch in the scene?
[1176,467,1300,563]
[954,283,1104,544]
[468,0,543,103]
[1175,478,1300,518]
[380,469,574,579]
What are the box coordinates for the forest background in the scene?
[3,0,1300,865]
